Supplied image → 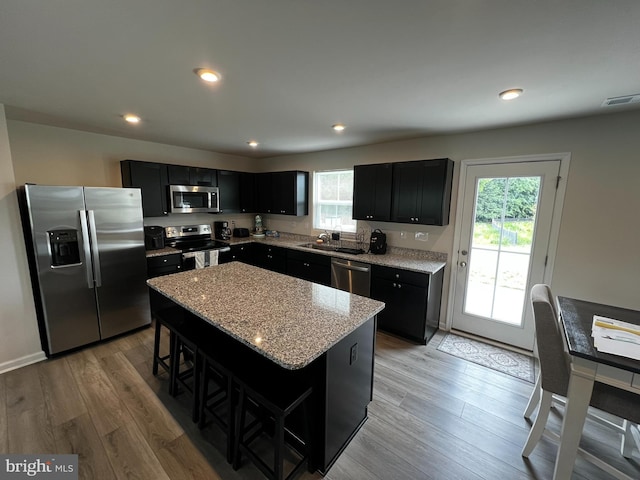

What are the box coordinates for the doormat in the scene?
[437,333,535,383]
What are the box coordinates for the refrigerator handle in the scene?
[79,210,95,288]
[87,210,102,287]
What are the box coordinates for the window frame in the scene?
[312,169,356,233]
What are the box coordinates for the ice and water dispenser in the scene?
[48,229,81,267]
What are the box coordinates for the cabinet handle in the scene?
[393,282,396,288]
[163,258,168,263]
[398,284,402,289]
[395,273,399,278]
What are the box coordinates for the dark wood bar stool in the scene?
[152,306,183,395]
[233,374,313,480]
[152,306,201,422]
[197,340,236,463]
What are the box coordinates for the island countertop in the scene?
[147,262,385,370]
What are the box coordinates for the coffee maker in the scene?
[214,221,232,240]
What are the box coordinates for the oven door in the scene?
[169,185,219,213]
[182,246,230,270]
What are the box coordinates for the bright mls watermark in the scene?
[1,455,78,479]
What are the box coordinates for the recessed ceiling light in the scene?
[247,140,259,148]
[123,114,141,124]
[499,89,524,100]
[195,68,221,83]
[332,124,346,132]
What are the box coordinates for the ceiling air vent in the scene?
[601,94,640,107]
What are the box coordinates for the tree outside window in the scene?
[313,170,356,232]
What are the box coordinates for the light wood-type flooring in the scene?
[1,325,638,479]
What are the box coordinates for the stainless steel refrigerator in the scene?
[19,184,150,356]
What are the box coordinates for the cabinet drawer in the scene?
[147,253,182,269]
[287,248,331,266]
[371,264,428,287]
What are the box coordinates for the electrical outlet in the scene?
[415,232,429,241]
[350,343,358,365]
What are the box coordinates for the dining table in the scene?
[555,295,640,480]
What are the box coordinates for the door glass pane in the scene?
[464,176,541,325]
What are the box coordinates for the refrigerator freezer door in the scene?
[83,187,150,338]
[23,185,101,354]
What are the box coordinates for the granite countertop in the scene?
[147,262,385,370]
[146,246,181,257]
[224,235,447,274]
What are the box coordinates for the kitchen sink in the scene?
[299,243,365,255]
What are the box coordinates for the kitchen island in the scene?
[147,262,385,473]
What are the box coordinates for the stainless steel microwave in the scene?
[169,185,219,213]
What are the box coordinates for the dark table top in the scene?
[557,296,640,375]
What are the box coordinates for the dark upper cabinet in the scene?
[168,165,217,186]
[239,172,256,213]
[257,171,308,216]
[256,173,273,214]
[120,160,168,217]
[352,163,393,221]
[391,158,454,226]
[217,170,241,213]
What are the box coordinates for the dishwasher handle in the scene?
[331,258,371,273]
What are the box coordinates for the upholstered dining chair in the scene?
[522,284,640,479]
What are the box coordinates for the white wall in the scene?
[4,110,640,369]
[0,106,45,373]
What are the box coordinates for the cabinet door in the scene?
[416,158,453,226]
[286,250,331,285]
[256,173,273,213]
[218,170,241,213]
[353,163,392,221]
[239,172,256,213]
[391,158,453,225]
[121,160,168,217]
[272,171,293,214]
[371,276,428,342]
[190,167,217,186]
[167,165,190,185]
[252,244,286,273]
[275,171,309,216]
[391,161,424,223]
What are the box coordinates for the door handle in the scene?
[79,210,94,289]
[460,261,467,268]
[87,210,102,287]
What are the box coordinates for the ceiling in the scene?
[1,1,639,159]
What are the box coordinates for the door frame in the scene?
[444,152,571,334]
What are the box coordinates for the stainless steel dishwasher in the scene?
[331,257,371,296]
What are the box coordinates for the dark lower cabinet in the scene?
[370,264,444,344]
[286,249,331,285]
[250,243,287,273]
[146,253,182,278]
[219,243,251,264]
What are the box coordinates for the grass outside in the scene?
[473,221,534,247]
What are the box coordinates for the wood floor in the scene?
[1,325,638,480]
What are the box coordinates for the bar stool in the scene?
[169,315,203,424]
[233,373,313,480]
[197,341,235,463]
[152,306,184,395]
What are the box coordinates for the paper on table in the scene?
[592,315,640,361]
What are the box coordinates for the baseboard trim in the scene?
[0,351,47,374]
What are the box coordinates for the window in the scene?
[313,169,356,233]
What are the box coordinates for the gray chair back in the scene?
[531,283,640,424]
[531,283,570,397]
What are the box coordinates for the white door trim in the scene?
[445,152,570,331]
